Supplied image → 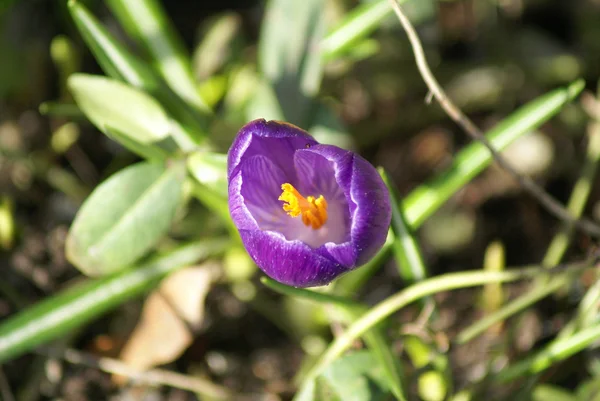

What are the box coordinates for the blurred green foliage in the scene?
[1,0,600,400]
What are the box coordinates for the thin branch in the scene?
[387,0,600,238]
[40,347,233,401]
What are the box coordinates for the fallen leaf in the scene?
[116,263,217,382]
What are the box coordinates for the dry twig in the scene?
[41,347,233,400]
[387,0,600,238]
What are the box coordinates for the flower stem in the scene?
[260,277,361,308]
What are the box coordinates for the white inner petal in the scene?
[241,152,350,249]
[248,189,348,249]
[278,191,348,248]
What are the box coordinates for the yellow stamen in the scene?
[278,183,328,229]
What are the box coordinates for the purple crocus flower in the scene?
[228,119,391,287]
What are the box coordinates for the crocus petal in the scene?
[292,149,350,247]
[239,229,347,287]
[228,169,259,231]
[348,155,392,265]
[240,155,290,231]
[294,147,344,200]
[301,144,391,266]
[228,119,318,181]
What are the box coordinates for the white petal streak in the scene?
[294,149,341,199]
[241,155,288,229]
[241,152,350,248]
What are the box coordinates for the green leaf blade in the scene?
[68,74,175,149]
[319,351,392,401]
[262,278,406,401]
[0,239,228,364]
[68,0,157,88]
[68,0,209,143]
[105,0,210,112]
[497,323,600,382]
[66,161,186,276]
[380,169,428,284]
[321,0,392,60]
[258,0,326,126]
[403,80,585,229]
[187,152,228,198]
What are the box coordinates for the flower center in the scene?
[278,183,328,229]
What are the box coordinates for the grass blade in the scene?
[321,0,394,60]
[543,121,600,266]
[307,267,565,383]
[496,323,600,382]
[457,111,600,343]
[402,80,585,229]
[39,102,83,119]
[67,0,209,143]
[456,273,570,344]
[0,239,229,364]
[106,0,210,113]
[360,324,407,401]
[258,0,326,126]
[68,0,157,89]
[336,81,584,295]
[380,168,429,284]
[334,235,392,296]
[262,278,406,401]
[261,278,361,308]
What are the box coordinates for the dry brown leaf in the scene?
[116,264,216,382]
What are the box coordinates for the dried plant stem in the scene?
[41,347,233,400]
[387,0,600,238]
